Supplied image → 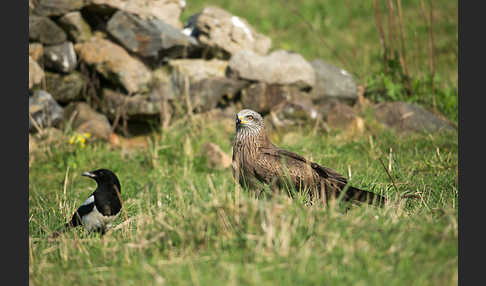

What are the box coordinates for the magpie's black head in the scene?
[82,169,121,192]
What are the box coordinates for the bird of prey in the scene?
[54,169,123,236]
[232,109,386,206]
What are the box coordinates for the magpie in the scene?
[54,169,123,236]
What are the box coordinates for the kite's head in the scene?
[236,109,264,132]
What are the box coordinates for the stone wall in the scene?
[29,1,454,139]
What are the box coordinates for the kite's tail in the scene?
[341,185,387,207]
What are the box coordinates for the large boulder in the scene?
[151,67,172,98]
[44,72,87,103]
[227,50,316,89]
[183,6,271,58]
[310,59,358,105]
[30,0,85,16]
[101,89,166,119]
[43,42,77,73]
[75,36,152,93]
[29,15,67,45]
[63,102,112,140]
[169,59,249,112]
[187,78,248,113]
[99,67,176,120]
[106,11,196,58]
[169,59,228,82]
[240,83,302,115]
[268,101,319,128]
[151,66,172,95]
[86,0,185,29]
[324,102,359,130]
[29,57,45,90]
[58,11,93,43]
[374,102,456,133]
[29,90,64,132]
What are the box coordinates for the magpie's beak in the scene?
[82,171,96,178]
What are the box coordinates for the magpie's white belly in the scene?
[81,204,118,232]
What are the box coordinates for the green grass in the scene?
[29,115,458,285]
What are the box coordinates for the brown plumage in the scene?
[232,109,386,206]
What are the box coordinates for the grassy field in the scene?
[29,1,457,285]
[29,112,458,285]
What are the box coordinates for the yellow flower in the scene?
[68,132,91,148]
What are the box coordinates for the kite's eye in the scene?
[247,115,254,121]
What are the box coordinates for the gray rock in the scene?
[324,102,358,129]
[29,90,64,132]
[240,83,301,115]
[44,72,87,103]
[75,36,152,93]
[100,71,246,120]
[63,102,112,140]
[227,50,316,89]
[152,66,174,99]
[43,42,77,73]
[152,67,171,88]
[87,0,185,29]
[58,12,93,43]
[310,59,358,104]
[269,100,319,128]
[30,0,85,16]
[101,89,166,119]
[169,59,229,82]
[29,15,67,45]
[187,78,249,113]
[169,59,248,112]
[106,11,196,58]
[184,6,271,58]
[374,102,456,133]
[29,56,44,90]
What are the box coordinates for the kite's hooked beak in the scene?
[236,115,247,126]
[82,171,96,178]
